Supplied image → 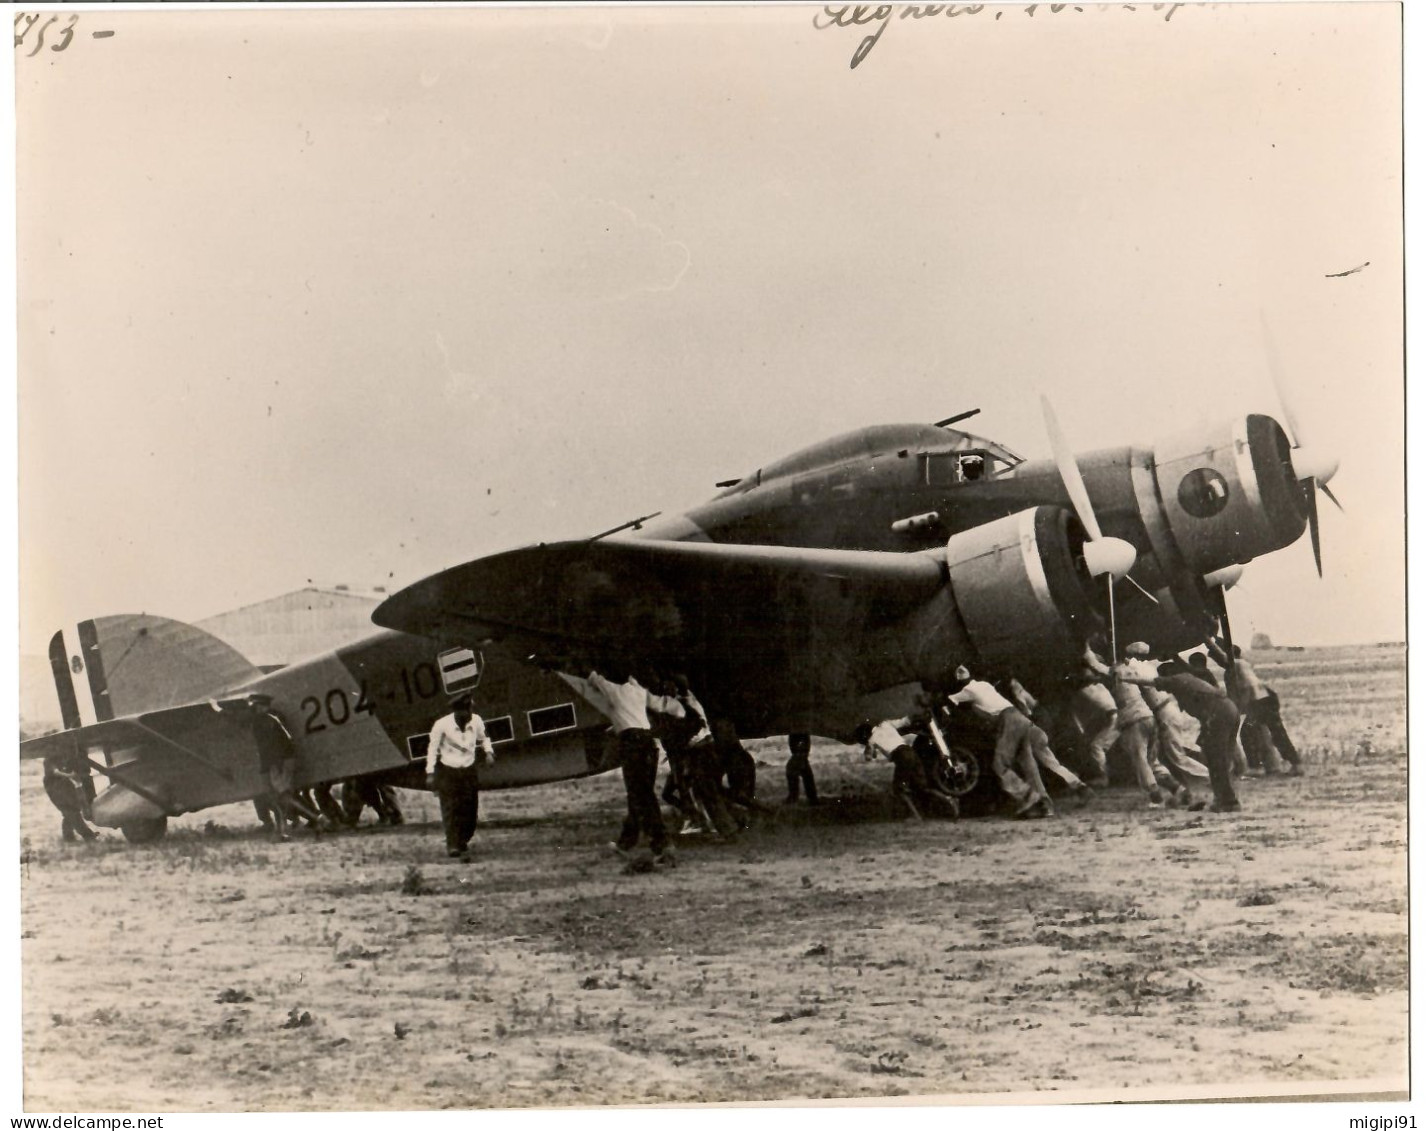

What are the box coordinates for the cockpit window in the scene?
[922,450,1003,486]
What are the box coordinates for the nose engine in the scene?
[1150,413,1307,575]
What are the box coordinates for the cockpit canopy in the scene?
[716,423,1024,497]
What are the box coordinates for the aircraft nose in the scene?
[1243,412,1311,551]
[1148,413,1307,577]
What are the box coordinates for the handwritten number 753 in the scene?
[15,13,78,56]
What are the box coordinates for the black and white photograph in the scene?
[11,1,1407,1115]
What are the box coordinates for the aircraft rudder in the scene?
[46,614,264,723]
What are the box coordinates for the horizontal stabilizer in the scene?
[21,701,245,775]
[22,700,259,818]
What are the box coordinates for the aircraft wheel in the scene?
[935,745,981,798]
[121,816,168,844]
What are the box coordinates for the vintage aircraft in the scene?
[22,385,1336,840]
[20,615,619,842]
[373,396,1339,744]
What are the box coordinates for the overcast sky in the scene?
[16,3,1403,654]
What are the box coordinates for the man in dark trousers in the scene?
[340,775,405,827]
[1124,664,1243,813]
[42,750,99,843]
[572,663,674,868]
[785,733,819,805]
[1206,638,1303,775]
[424,693,495,861]
[247,693,310,841]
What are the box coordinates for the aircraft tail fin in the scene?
[46,614,263,728]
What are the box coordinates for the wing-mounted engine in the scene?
[896,506,1103,686]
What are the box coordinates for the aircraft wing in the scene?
[376,537,944,652]
[374,537,950,733]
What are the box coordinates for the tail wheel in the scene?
[935,745,981,798]
[121,816,168,844]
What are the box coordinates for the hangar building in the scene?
[195,585,385,670]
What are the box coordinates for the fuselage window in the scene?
[527,703,577,736]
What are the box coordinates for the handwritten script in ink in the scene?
[14,12,114,59]
[813,3,1183,70]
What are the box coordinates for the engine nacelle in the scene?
[942,505,1101,675]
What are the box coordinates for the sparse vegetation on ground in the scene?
[18,645,1407,1109]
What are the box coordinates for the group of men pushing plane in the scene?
[857,634,1301,827]
[38,634,1300,859]
[413,631,1298,868]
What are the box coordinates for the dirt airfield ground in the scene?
[17,646,1408,1111]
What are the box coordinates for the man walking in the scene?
[425,693,495,861]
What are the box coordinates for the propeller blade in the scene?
[1259,309,1303,450]
[1306,481,1323,578]
[1320,482,1345,513]
[1040,395,1102,542]
[1261,309,1340,488]
[1122,574,1162,606]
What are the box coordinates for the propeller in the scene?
[1040,396,1139,658]
[1260,311,1342,576]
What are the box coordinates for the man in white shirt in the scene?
[1123,647,1209,807]
[945,666,1052,818]
[856,717,958,820]
[572,664,674,867]
[668,676,739,840]
[1082,643,1174,808]
[425,693,495,861]
[1069,638,1120,785]
[1004,678,1094,806]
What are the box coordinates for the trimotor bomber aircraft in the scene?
[373,396,1337,747]
[21,390,1337,843]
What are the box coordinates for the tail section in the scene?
[47,615,263,728]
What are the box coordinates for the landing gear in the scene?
[121,816,168,844]
[934,744,981,798]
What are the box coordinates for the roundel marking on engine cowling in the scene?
[1177,468,1231,519]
